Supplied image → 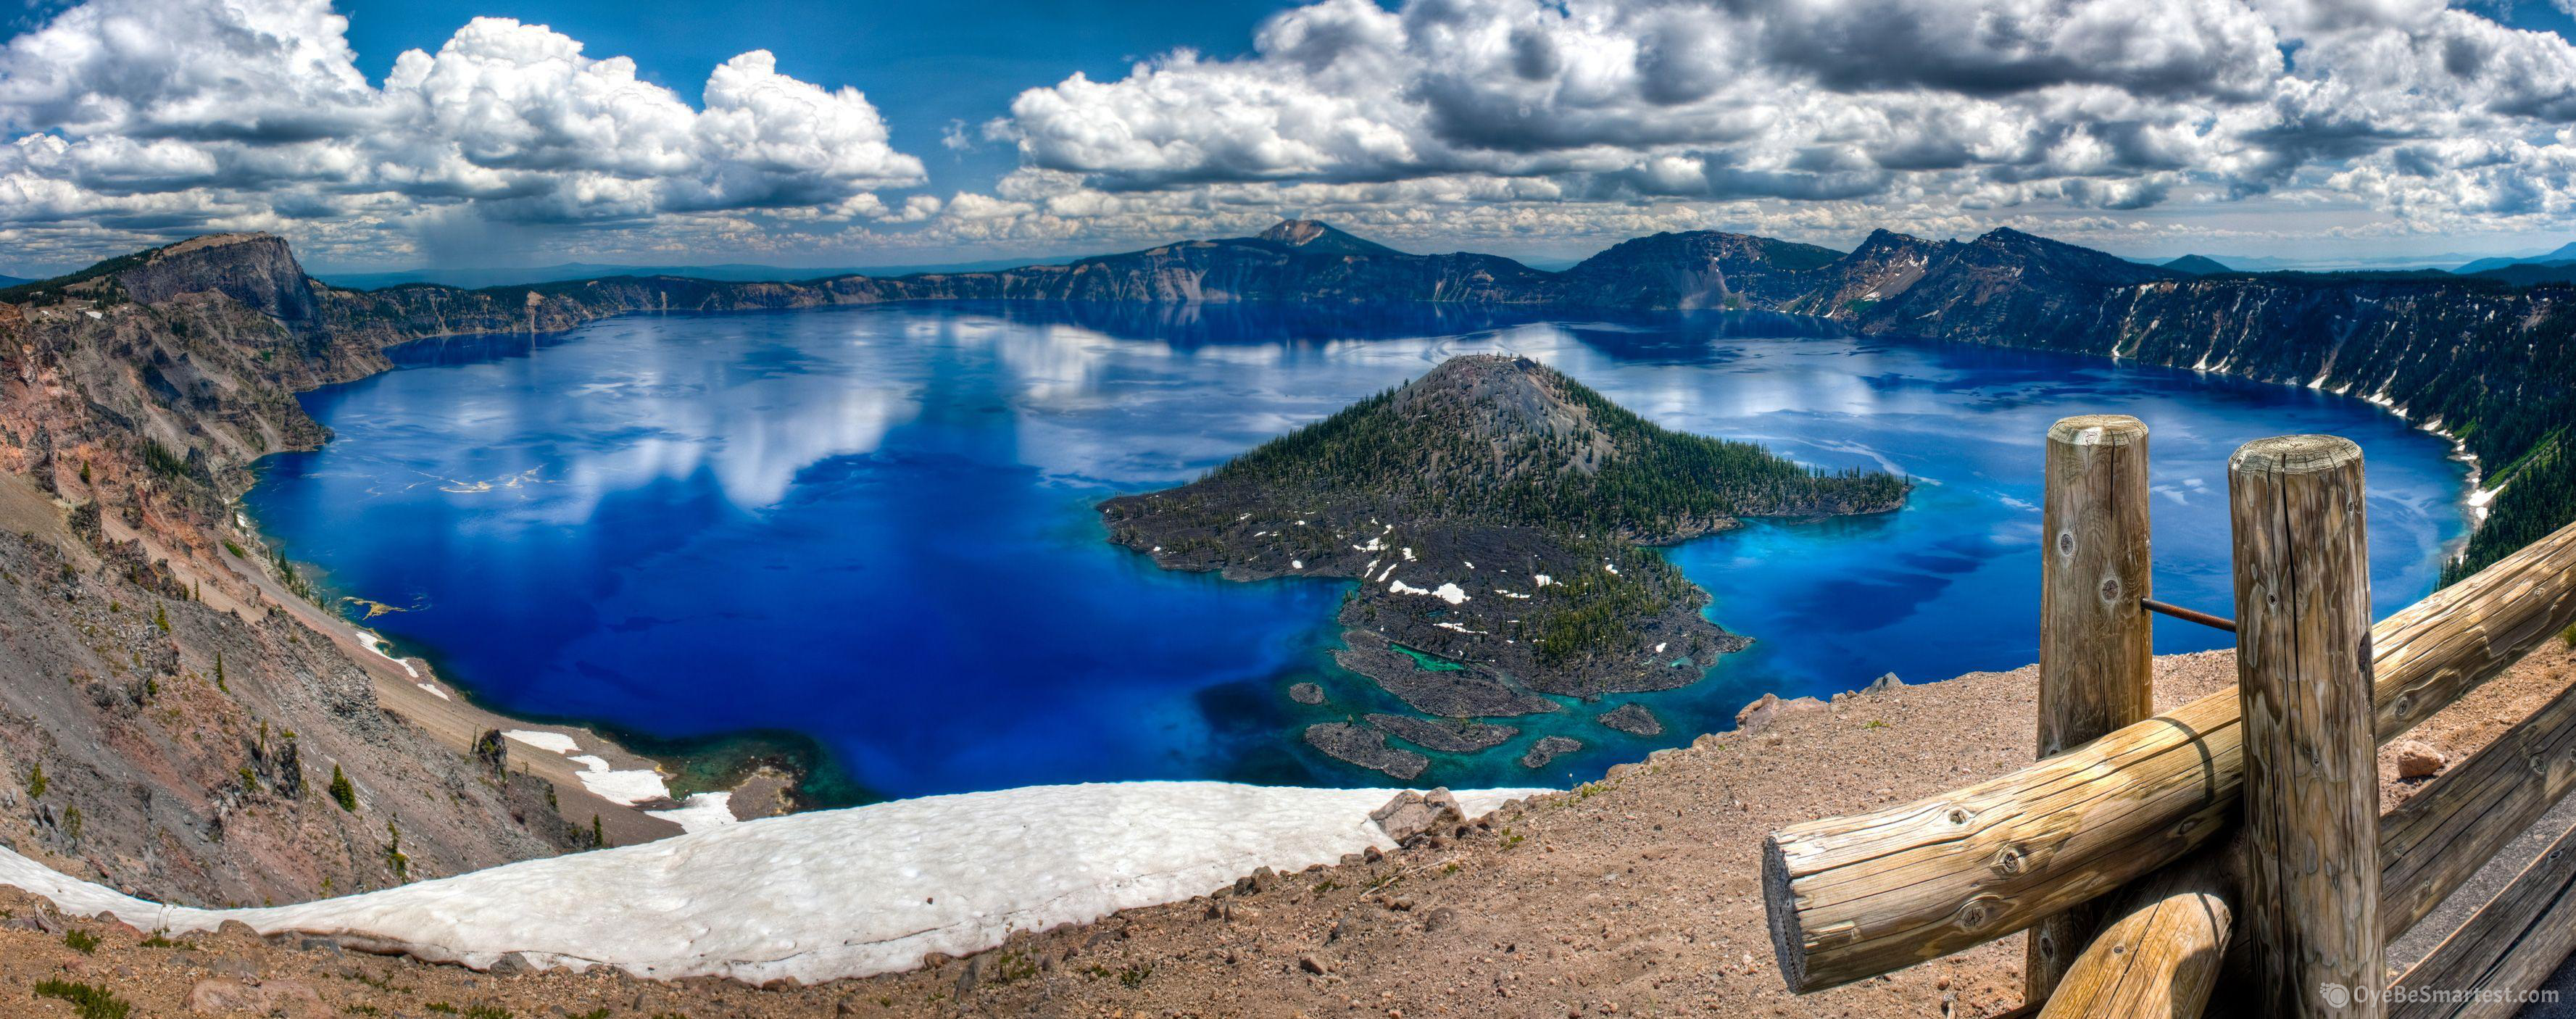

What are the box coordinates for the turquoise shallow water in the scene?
[242,303,2471,798]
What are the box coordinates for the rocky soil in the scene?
[2,641,2564,1018]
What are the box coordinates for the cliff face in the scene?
[0,240,586,908]
[109,234,321,327]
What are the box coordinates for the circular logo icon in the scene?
[2320,983,2352,1009]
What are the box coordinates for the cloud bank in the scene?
[7,0,2576,265]
[959,0,2576,252]
[0,0,923,264]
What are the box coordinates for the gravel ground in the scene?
[3,644,2571,1019]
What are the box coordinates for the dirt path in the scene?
[4,644,2571,1018]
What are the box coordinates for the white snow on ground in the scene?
[644,792,739,833]
[502,731,579,754]
[566,756,673,805]
[504,731,679,808]
[0,782,1543,984]
[1533,574,1555,587]
[352,626,420,678]
[1388,580,1471,605]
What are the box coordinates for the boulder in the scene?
[2393,739,2448,779]
[1734,693,1828,733]
[1863,673,1906,695]
[1370,788,1463,843]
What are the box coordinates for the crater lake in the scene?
[241,302,2475,799]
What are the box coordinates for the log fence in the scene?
[1760,415,2576,1018]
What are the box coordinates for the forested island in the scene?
[1098,354,1908,775]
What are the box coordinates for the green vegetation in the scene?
[591,813,605,849]
[0,241,170,306]
[141,440,190,481]
[1206,359,1905,537]
[384,821,410,882]
[328,765,357,811]
[267,547,316,602]
[62,929,100,954]
[2563,622,2576,649]
[25,762,45,798]
[212,651,226,692]
[220,539,246,559]
[33,979,131,1019]
[152,603,169,632]
[2446,435,2574,587]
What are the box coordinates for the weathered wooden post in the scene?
[2027,414,2155,999]
[2229,434,2382,1017]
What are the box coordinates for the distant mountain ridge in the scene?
[2162,254,2231,275]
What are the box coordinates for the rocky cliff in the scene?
[0,238,591,908]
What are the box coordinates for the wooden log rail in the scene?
[1763,459,2576,997]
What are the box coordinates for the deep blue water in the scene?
[244,303,2474,798]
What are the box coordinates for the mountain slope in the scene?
[1100,355,1906,775]
[2163,254,2232,275]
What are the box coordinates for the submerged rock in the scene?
[1365,713,1518,753]
[1303,723,1429,780]
[1518,736,1582,769]
[1287,682,1326,705]
[1597,704,1663,736]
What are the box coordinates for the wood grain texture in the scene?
[2229,434,2382,1018]
[2390,820,2576,1019]
[1763,517,2576,995]
[2032,846,2235,1019]
[2380,673,2576,940]
[2027,415,2155,999]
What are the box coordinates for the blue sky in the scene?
[12,0,2576,273]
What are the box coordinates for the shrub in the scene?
[25,762,45,798]
[328,765,357,812]
[33,979,130,1019]
[62,929,99,953]
[2563,622,2576,649]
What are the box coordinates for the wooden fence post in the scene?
[2230,434,2382,1018]
[2026,414,2156,999]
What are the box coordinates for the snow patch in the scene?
[502,731,579,755]
[0,782,1544,984]
[646,793,740,834]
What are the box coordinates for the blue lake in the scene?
[243,303,2475,799]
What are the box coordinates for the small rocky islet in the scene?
[1105,354,1910,778]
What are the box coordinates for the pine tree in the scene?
[328,765,356,812]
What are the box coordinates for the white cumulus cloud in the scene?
[0,0,923,263]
